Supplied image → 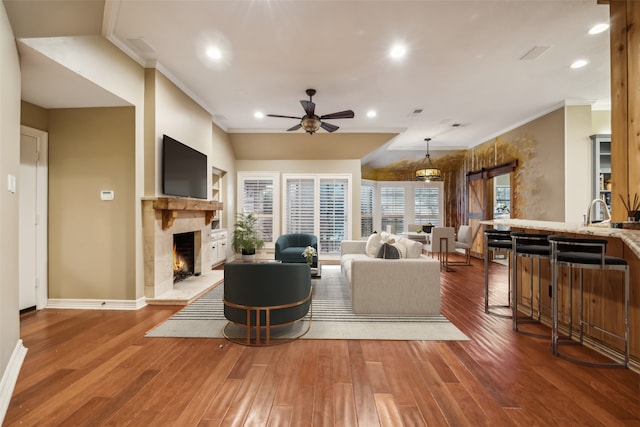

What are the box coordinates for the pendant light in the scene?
[415,138,443,181]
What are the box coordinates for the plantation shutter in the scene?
[285,178,315,234]
[241,178,274,243]
[380,186,404,234]
[319,178,348,253]
[360,183,374,237]
[414,186,440,226]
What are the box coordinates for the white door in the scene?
[19,133,38,310]
[19,126,48,310]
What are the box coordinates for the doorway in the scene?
[19,126,48,311]
[488,172,512,265]
[493,173,511,220]
[466,160,517,259]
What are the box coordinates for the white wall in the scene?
[564,105,594,223]
[211,123,236,244]
[153,70,214,198]
[0,2,26,420]
[592,110,611,135]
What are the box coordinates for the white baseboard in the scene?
[0,340,27,424]
[46,297,147,310]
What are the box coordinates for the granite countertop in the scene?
[480,218,640,259]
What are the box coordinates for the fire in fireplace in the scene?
[173,232,195,282]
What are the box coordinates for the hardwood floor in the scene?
[5,258,640,426]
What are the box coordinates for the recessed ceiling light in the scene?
[389,44,407,59]
[367,110,377,118]
[589,23,609,35]
[254,111,264,119]
[570,59,589,69]
[206,46,222,60]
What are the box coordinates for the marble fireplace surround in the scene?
[142,197,223,299]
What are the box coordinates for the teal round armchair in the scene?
[275,233,318,267]
[223,262,312,345]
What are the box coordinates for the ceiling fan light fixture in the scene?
[266,89,353,134]
[301,116,321,134]
[415,138,443,181]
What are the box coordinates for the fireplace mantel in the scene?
[152,197,223,230]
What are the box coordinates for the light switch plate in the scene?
[100,190,114,201]
[7,174,16,194]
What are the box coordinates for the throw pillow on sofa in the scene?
[376,243,401,259]
[380,231,396,244]
[391,242,407,258]
[365,233,382,257]
[397,237,423,258]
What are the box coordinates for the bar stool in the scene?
[510,232,552,337]
[548,235,629,368]
[484,229,512,317]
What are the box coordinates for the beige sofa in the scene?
[340,235,441,315]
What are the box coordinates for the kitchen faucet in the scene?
[585,198,611,226]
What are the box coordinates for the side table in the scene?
[311,261,322,278]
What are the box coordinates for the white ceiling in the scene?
[6,0,611,166]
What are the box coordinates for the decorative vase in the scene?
[241,248,256,262]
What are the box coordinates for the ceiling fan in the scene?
[267,89,355,134]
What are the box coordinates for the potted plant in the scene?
[421,223,433,233]
[232,213,265,261]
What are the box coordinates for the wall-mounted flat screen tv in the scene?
[162,134,208,199]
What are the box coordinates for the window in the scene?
[319,178,348,253]
[364,181,444,235]
[380,186,404,234]
[360,182,374,237]
[238,173,279,245]
[285,177,315,234]
[415,186,440,226]
[495,184,511,216]
[284,174,351,254]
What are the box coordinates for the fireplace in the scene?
[173,231,196,282]
[143,197,222,299]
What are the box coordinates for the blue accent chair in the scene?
[275,233,318,268]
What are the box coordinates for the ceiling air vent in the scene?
[520,46,550,61]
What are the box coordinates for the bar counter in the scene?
[486,218,640,257]
[480,218,640,370]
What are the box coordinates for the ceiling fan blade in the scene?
[267,114,302,119]
[300,100,315,117]
[321,110,355,120]
[320,122,339,133]
[286,123,302,132]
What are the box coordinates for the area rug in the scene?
[146,265,469,341]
